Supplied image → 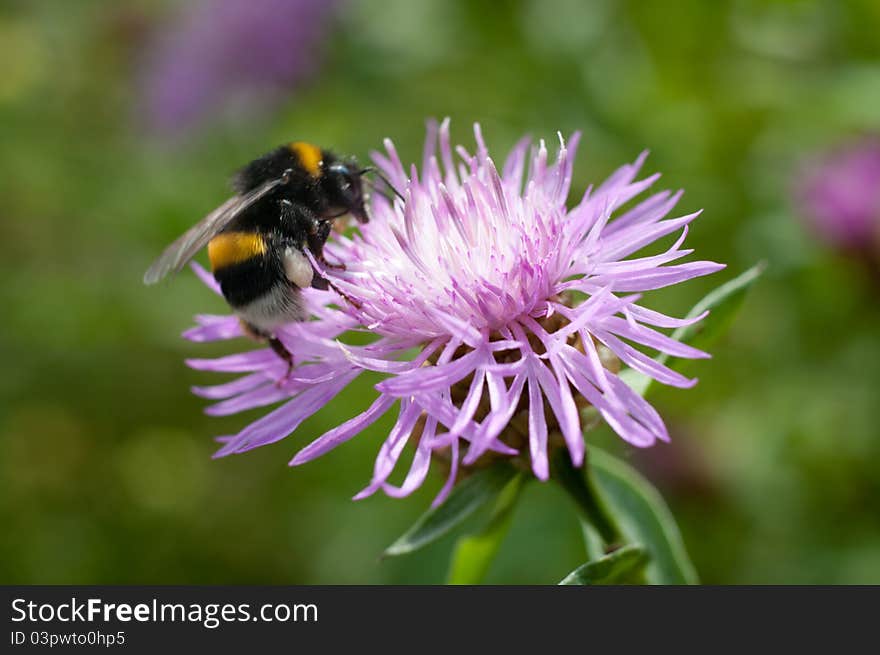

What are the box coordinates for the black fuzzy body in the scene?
[208,143,366,338]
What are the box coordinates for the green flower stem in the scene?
[446,473,525,584]
[552,449,624,550]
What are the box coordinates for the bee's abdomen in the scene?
[213,258,281,307]
[208,232,268,271]
[209,232,278,307]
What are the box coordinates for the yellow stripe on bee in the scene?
[207,232,267,271]
[289,141,323,178]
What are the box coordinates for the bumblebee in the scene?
[144,141,378,373]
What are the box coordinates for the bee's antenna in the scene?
[360,167,405,202]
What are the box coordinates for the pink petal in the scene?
[290,394,396,465]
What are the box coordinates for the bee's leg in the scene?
[320,274,361,309]
[292,212,357,308]
[308,264,360,309]
[305,220,353,304]
[310,273,330,291]
[335,286,362,310]
[308,219,346,272]
[268,336,294,385]
[308,267,358,308]
[239,319,265,342]
[240,319,294,383]
[320,258,346,272]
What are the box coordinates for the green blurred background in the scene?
[2,0,879,584]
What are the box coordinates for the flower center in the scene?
[423,300,621,476]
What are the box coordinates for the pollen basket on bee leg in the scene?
[283,247,315,289]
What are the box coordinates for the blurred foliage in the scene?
[1,0,879,584]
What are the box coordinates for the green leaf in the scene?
[446,473,524,584]
[669,261,766,354]
[383,462,519,558]
[589,447,698,584]
[558,544,650,585]
[579,520,606,562]
[620,262,766,397]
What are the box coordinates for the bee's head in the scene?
[322,158,369,224]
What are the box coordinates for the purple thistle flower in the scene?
[185,121,725,505]
[141,0,338,134]
[796,137,880,251]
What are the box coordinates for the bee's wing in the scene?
[143,177,283,285]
